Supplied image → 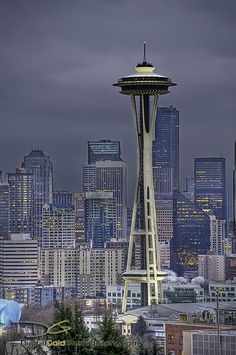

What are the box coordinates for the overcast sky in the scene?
[0,0,236,207]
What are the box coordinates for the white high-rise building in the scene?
[156,194,173,269]
[198,253,225,281]
[0,234,38,287]
[77,245,125,298]
[210,214,226,255]
[40,248,77,287]
[42,203,75,249]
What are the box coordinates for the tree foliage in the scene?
[51,301,92,355]
[132,316,147,337]
[94,312,131,355]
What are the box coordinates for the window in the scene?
[167,335,175,344]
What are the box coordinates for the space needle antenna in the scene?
[143,42,147,63]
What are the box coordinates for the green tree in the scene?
[94,313,131,355]
[51,301,93,355]
[151,341,162,355]
[132,316,147,337]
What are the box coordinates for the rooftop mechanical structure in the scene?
[113,44,176,312]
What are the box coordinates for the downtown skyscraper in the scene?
[84,192,116,248]
[194,158,227,221]
[8,168,34,236]
[88,140,121,163]
[83,140,127,239]
[171,190,210,278]
[153,106,179,194]
[0,174,9,239]
[233,142,236,253]
[22,149,53,240]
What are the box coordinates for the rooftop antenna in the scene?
[143,42,147,63]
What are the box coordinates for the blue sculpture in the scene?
[0,299,22,326]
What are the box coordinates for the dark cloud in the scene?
[0,0,236,210]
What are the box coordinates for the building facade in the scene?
[77,245,125,298]
[225,255,236,281]
[8,168,34,236]
[198,254,225,281]
[83,160,127,239]
[72,192,85,243]
[183,330,236,355]
[153,106,179,193]
[53,191,73,205]
[22,149,53,240]
[84,192,116,248]
[40,248,77,287]
[88,140,121,163]
[156,193,173,269]
[0,234,38,287]
[194,157,227,221]
[171,191,210,278]
[210,214,226,255]
[0,181,9,238]
[42,203,75,249]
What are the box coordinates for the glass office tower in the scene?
[22,149,53,240]
[8,168,34,236]
[153,106,179,193]
[171,191,210,278]
[194,157,227,220]
[83,140,127,239]
[88,140,121,163]
[0,181,9,239]
[84,192,116,248]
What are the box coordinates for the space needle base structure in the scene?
[113,44,176,313]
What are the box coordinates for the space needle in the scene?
[113,43,176,312]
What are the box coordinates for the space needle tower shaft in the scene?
[113,43,176,312]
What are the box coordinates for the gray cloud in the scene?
[0,0,236,209]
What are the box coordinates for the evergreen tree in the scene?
[51,301,93,355]
[132,316,147,337]
[151,341,162,355]
[94,313,131,355]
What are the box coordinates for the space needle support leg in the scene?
[122,95,140,313]
[150,95,160,303]
[141,94,159,306]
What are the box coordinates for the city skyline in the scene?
[0,1,235,200]
[1,3,236,353]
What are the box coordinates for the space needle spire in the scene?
[113,45,176,312]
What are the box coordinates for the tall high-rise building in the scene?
[0,181,9,239]
[209,214,226,255]
[83,160,127,239]
[153,106,179,193]
[88,140,121,163]
[22,149,53,240]
[0,234,38,287]
[84,192,116,248]
[40,248,77,287]
[198,253,225,281]
[73,192,86,243]
[42,203,75,249]
[113,44,176,310]
[8,168,34,236]
[77,245,125,298]
[233,142,236,253]
[156,193,173,269]
[194,158,227,220]
[171,191,210,278]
